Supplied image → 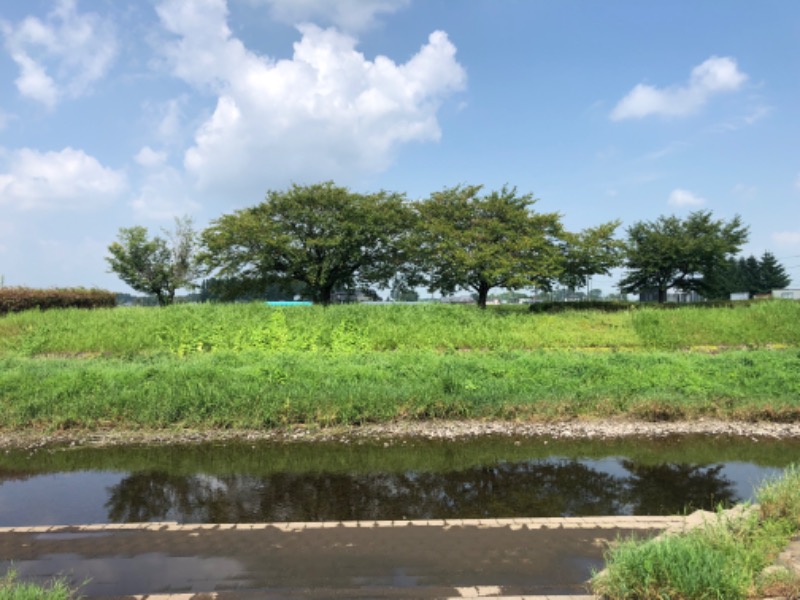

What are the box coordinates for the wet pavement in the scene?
[0,517,685,599]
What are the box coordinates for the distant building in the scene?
[639,288,703,303]
[772,289,800,300]
[730,292,750,301]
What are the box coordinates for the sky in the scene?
[1,0,799,294]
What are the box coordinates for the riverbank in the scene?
[2,302,799,436]
[4,417,800,450]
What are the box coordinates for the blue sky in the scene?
[1,0,799,293]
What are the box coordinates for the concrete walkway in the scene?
[0,517,688,599]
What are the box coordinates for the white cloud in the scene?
[131,166,199,220]
[668,188,706,207]
[246,0,409,32]
[611,56,747,121]
[773,232,800,247]
[156,0,466,196]
[135,146,168,168]
[1,0,117,108]
[0,147,126,210]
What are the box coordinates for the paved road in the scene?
[0,517,684,599]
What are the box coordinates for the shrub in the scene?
[0,287,116,315]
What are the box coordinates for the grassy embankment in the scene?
[0,301,799,431]
[592,465,800,599]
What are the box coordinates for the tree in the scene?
[106,216,200,306]
[758,251,791,292]
[200,182,413,305]
[389,275,420,302]
[412,184,564,308]
[703,251,791,299]
[618,211,748,302]
[558,220,625,292]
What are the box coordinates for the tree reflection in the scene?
[103,459,742,523]
[620,462,738,515]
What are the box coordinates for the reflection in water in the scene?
[621,462,736,515]
[103,460,736,524]
[1,435,796,526]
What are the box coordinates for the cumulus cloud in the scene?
[131,166,200,220]
[668,188,706,207]
[611,56,747,121]
[135,146,168,168]
[0,147,126,210]
[251,0,410,32]
[155,0,465,197]
[1,0,117,108]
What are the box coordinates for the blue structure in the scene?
[265,301,313,306]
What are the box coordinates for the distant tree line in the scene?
[106,181,790,307]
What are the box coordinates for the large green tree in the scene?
[412,184,564,308]
[618,211,749,302]
[758,251,792,292]
[558,220,626,292]
[106,216,199,306]
[200,182,413,305]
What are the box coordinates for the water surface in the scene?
[1,434,798,526]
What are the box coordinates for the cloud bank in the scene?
[155,0,466,197]
[0,147,126,210]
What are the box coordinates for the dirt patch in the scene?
[3,417,800,450]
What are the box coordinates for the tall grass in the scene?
[1,349,798,429]
[592,465,800,599]
[0,570,76,600]
[1,300,799,357]
[1,301,799,431]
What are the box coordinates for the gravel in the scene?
[3,418,800,450]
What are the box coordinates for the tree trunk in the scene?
[318,285,334,306]
[476,282,490,309]
[658,287,667,303]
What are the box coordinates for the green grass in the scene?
[0,300,799,431]
[0,571,76,600]
[1,300,799,357]
[1,349,799,429]
[591,466,800,599]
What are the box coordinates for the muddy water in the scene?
[1,434,799,526]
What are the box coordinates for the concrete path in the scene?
[0,517,686,599]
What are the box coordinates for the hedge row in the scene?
[0,287,116,315]
[528,299,761,314]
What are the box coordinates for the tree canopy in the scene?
[705,251,791,299]
[412,184,564,308]
[106,216,199,306]
[557,220,626,291]
[619,211,749,302]
[200,182,413,305]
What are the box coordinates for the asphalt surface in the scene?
[0,517,685,599]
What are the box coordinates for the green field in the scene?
[1,301,799,430]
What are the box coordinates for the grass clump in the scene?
[591,465,800,599]
[0,570,77,600]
